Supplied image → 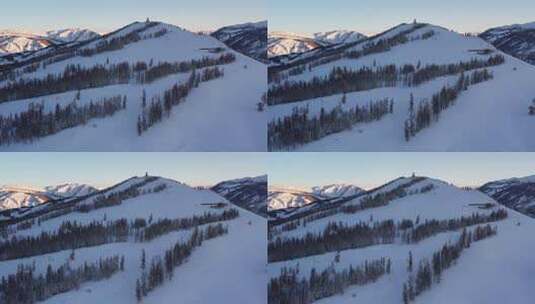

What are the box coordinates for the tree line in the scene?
[403,225,497,303]
[0,95,125,146]
[269,210,507,263]
[0,53,235,103]
[404,69,493,141]
[268,257,391,304]
[0,255,124,304]
[401,209,507,243]
[137,66,224,135]
[268,55,504,106]
[0,209,239,261]
[136,223,229,301]
[268,97,393,151]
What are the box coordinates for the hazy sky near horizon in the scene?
[270,0,535,35]
[268,153,535,190]
[0,0,265,33]
[0,153,266,189]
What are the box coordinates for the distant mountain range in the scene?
[0,28,99,55]
[0,183,97,210]
[268,30,366,57]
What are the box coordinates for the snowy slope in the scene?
[268,23,535,151]
[211,175,268,217]
[0,175,266,303]
[268,176,535,303]
[480,22,535,65]
[0,21,266,151]
[211,21,267,62]
[480,175,535,218]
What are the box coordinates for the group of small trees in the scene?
[137,66,224,135]
[269,209,507,263]
[136,209,239,242]
[0,95,125,146]
[403,225,497,303]
[268,55,504,106]
[401,209,507,244]
[268,97,393,150]
[268,220,396,262]
[0,255,124,303]
[0,209,239,261]
[268,257,391,304]
[0,53,235,104]
[136,224,229,301]
[529,98,535,115]
[404,69,494,141]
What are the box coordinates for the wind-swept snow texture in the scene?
[268,176,535,303]
[0,21,266,151]
[0,176,266,303]
[268,23,535,151]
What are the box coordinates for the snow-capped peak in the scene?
[45,28,100,43]
[311,183,364,198]
[44,182,97,198]
[313,30,366,45]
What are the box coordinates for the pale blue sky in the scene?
[0,153,266,189]
[270,0,535,35]
[268,153,535,189]
[1,0,265,33]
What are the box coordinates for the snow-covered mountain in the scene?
[45,28,100,44]
[268,32,326,57]
[268,187,322,211]
[311,183,364,198]
[313,30,366,45]
[268,175,535,303]
[211,21,267,62]
[0,175,266,303]
[0,20,265,151]
[268,30,366,58]
[0,28,99,55]
[0,183,97,211]
[268,22,535,151]
[480,175,535,218]
[211,175,267,216]
[0,186,53,210]
[44,182,97,198]
[480,22,535,65]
